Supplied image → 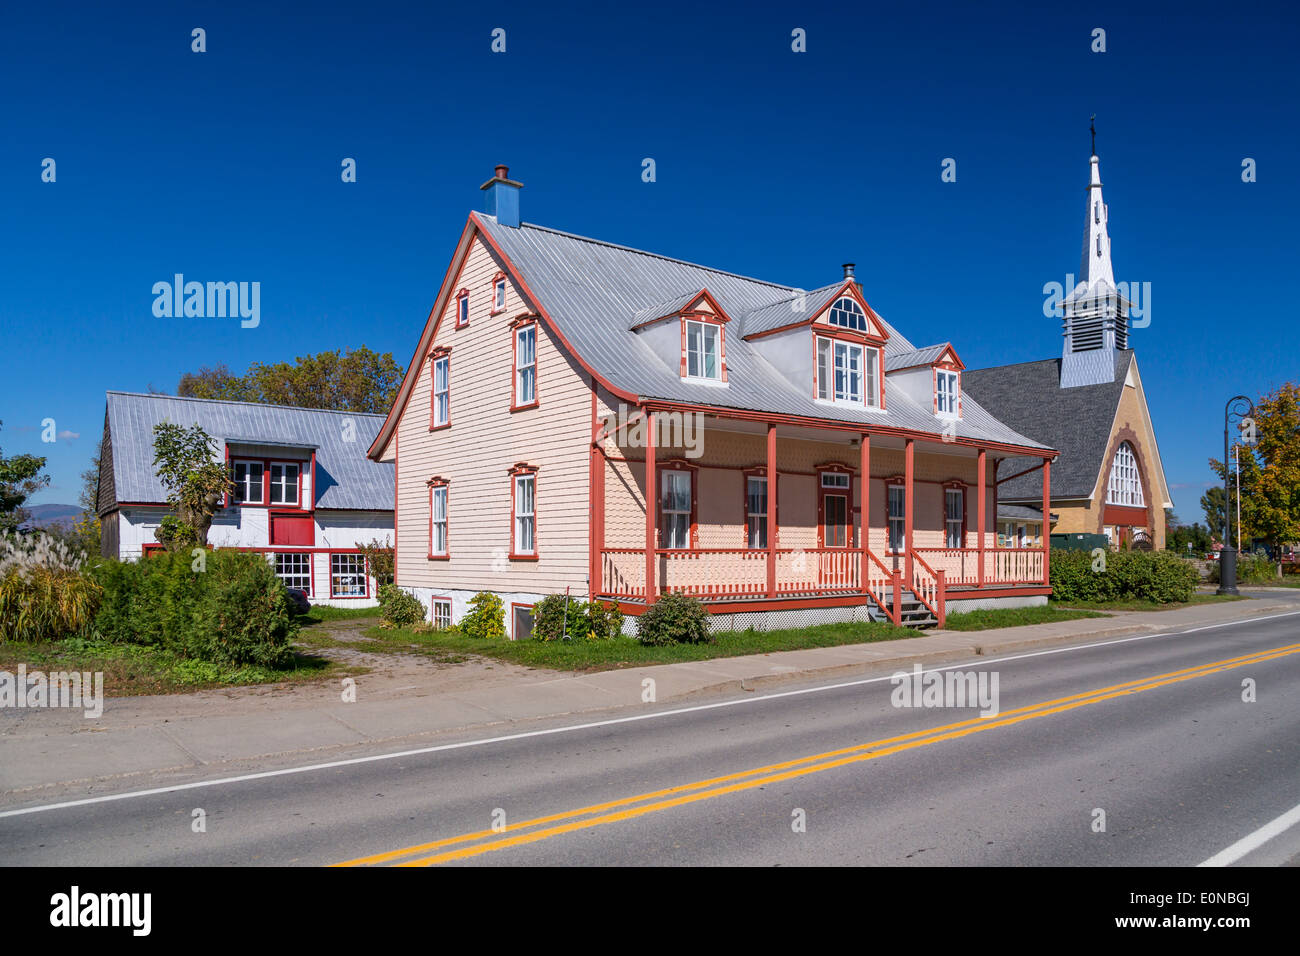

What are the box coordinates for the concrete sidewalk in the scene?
[2,596,1296,804]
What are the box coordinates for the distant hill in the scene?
[21,503,82,531]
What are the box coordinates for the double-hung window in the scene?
[817,338,876,406]
[945,488,964,548]
[430,483,448,557]
[888,485,906,552]
[745,476,767,549]
[684,320,721,381]
[512,472,536,556]
[269,462,299,506]
[936,370,959,415]
[514,324,537,407]
[232,461,264,504]
[431,355,450,427]
[455,290,469,328]
[661,471,691,549]
[493,276,507,314]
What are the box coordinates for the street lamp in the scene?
[1217,395,1256,595]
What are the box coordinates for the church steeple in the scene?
[1061,118,1129,388]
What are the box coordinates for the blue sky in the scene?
[3,0,1297,520]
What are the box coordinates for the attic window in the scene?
[936,370,960,416]
[491,273,507,314]
[683,319,724,382]
[455,290,469,328]
[827,297,868,332]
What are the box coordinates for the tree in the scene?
[177,347,402,414]
[1210,383,1300,558]
[152,423,232,551]
[1200,485,1227,543]
[0,421,50,534]
[1165,512,1212,555]
[69,450,103,557]
[358,537,394,588]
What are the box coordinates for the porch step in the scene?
[866,589,938,630]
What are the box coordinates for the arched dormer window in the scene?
[1106,442,1144,506]
[827,296,869,332]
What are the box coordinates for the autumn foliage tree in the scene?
[177,346,401,414]
[152,423,232,552]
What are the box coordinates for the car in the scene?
[285,587,312,615]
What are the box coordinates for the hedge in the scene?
[635,592,711,646]
[1049,548,1198,604]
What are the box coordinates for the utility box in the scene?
[1051,532,1109,552]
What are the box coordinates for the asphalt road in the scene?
[3,602,1298,866]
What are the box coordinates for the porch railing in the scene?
[910,550,945,626]
[912,547,1047,586]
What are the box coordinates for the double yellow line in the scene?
[334,641,1300,867]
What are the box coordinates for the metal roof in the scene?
[885,344,952,372]
[740,283,842,337]
[104,391,394,511]
[630,289,705,328]
[476,215,1049,451]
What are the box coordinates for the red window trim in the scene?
[656,458,699,550]
[141,543,164,558]
[328,551,370,600]
[816,463,855,549]
[884,474,906,554]
[811,335,883,408]
[679,314,728,383]
[510,601,535,641]
[490,272,508,315]
[272,550,314,597]
[741,466,774,549]
[510,315,540,412]
[942,480,968,548]
[427,476,450,559]
[231,458,306,510]
[429,347,452,431]
[455,288,470,328]
[509,463,539,560]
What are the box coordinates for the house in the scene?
[367,166,1060,634]
[96,391,394,606]
[963,148,1171,550]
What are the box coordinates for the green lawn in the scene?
[363,618,917,672]
[0,635,357,696]
[301,605,384,624]
[1055,593,1248,612]
[940,605,1109,631]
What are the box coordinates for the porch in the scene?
[588,407,1054,628]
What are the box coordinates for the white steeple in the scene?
[1061,118,1129,388]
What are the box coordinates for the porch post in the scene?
[859,433,870,595]
[1041,456,1051,586]
[645,409,657,603]
[589,388,605,598]
[904,438,915,582]
[976,448,986,588]
[766,423,777,598]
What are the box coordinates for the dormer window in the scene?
[828,296,869,332]
[816,336,880,407]
[683,319,723,381]
[935,369,960,416]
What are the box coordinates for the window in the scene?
[821,472,850,489]
[431,598,453,630]
[945,488,964,548]
[456,290,469,328]
[430,483,448,557]
[1107,442,1144,506]
[684,320,721,381]
[330,553,367,598]
[514,323,537,407]
[512,470,536,556]
[232,461,264,504]
[745,476,767,549]
[661,470,692,549]
[817,337,876,406]
[888,485,905,552]
[492,274,507,314]
[274,552,311,593]
[512,604,535,641]
[936,370,960,415]
[269,462,300,506]
[827,296,869,332]
[431,355,450,428]
[274,552,312,591]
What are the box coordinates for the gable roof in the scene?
[962,351,1135,500]
[740,283,842,337]
[885,344,961,372]
[102,391,394,512]
[467,214,1050,452]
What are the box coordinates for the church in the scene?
[964,142,1172,550]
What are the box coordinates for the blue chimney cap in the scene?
[480,164,523,228]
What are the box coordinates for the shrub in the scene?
[635,591,711,646]
[378,584,425,629]
[91,549,297,667]
[532,593,591,642]
[587,600,624,641]
[1050,548,1197,604]
[462,591,506,639]
[1207,554,1278,585]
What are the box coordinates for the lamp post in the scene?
[1217,395,1255,595]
